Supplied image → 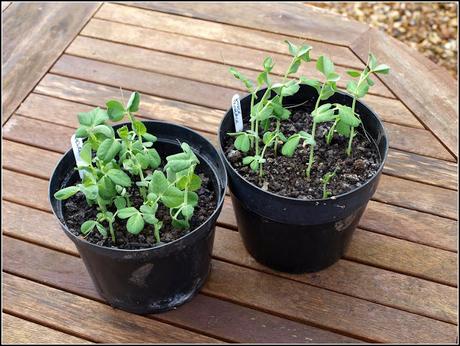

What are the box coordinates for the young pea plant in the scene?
[54,92,202,245]
[296,55,340,178]
[321,169,337,199]
[228,40,313,177]
[343,53,390,156]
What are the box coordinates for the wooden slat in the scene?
[4,237,456,343]
[66,35,393,98]
[351,28,458,158]
[2,273,220,343]
[383,122,454,161]
[3,236,359,343]
[4,96,456,218]
[82,17,364,72]
[122,2,370,47]
[34,76,456,189]
[362,200,457,252]
[3,140,62,180]
[348,230,457,286]
[375,175,457,220]
[204,261,456,343]
[96,3,364,68]
[4,140,456,252]
[2,313,92,344]
[3,169,457,287]
[385,149,457,190]
[52,54,235,110]
[212,228,457,324]
[1,2,100,124]
[49,56,454,161]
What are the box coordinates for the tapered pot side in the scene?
[49,121,227,314]
[219,85,388,273]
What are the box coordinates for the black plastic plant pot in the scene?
[219,85,388,273]
[49,121,227,314]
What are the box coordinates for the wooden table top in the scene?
[2,2,458,343]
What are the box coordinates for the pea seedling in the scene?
[321,169,337,199]
[54,92,202,244]
[226,42,389,199]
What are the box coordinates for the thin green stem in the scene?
[306,85,324,178]
[347,97,357,156]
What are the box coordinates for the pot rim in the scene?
[218,87,389,204]
[49,120,227,253]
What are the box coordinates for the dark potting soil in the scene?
[62,172,217,250]
[223,103,381,200]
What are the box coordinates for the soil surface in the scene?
[62,172,217,250]
[223,102,381,200]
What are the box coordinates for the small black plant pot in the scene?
[49,121,227,314]
[219,85,388,273]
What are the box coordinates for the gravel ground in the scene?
[307,2,458,78]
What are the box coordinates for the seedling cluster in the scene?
[54,92,202,243]
[228,41,389,196]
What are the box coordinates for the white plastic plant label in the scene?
[231,94,244,132]
[71,134,85,179]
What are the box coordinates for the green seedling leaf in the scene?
[80,142,92,164]
[127,91,140,112]
[98,176,116,200]
[107,169,132,187]
[285,40,298,56]
[93,125,114,138]
[161,187,184,208]
[369,53,377,70]
[234,133,250,152]
[263,56,274,72]
[106,100,125,121]
[79,184,98,200]
[114,196,126,210]
[316,56,334,77]
[127,213,144,234]
[142,133,157,143]
[229,67,254,92]
[242,156,254,165]
[373,64,390,74]
[321,83,336,100]
[287,59,301,75]
[327,72,340,82]
[281,80,300,96]
[346,70,361,78]
[117,207,139,219]
[133,120,146,136]
[146,149,161,169]
[281,135,300,157]
[81,220,97,235]
[97,138,121,162]
[336,120,351,137]
[54,186,79,200]
[337,105,360,127]
[299,77,321,94]
[117,125,129,139]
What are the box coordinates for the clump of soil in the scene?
[223,103,381,200]
[62,172,217,250]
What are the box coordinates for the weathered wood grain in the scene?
[1,2,100,124]
[3,169,457,288]
[212,228,457,323]
[97,3,365,67]
[351,28,458,158]
[52,54,235,110]
[34,76,456,189]
[385,149,457,190]
[204,261,456,343]
[2,313,92,344]
[4,237,456,343]
[2,273,220,343]
[49,56,454,161]
[122,2,370,47]
[362,200,457,252]
[3,140,62,180]
[3,236,360,343]
[66,35,393,99]
[375,175,457,220]
[82,16,362,71]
